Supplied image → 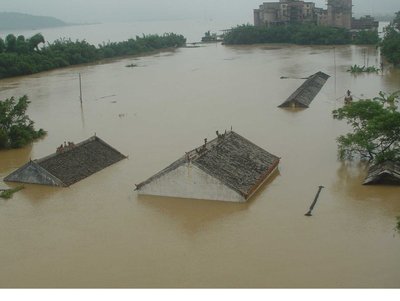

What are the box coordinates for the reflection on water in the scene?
[137,170,280,235]
[138,195,250,235]
[0,36,399,288]
[0,145,32,175]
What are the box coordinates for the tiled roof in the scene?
[5,136,126,187]
[363,161,400,185]
[136,131,280,199]
[279,71,330,108]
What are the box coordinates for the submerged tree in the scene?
[0,95,46,149]
[332,91,400,164]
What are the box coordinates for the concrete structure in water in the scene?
[254,0,366,30]
[135,131,280,203]
[4,136,126,187]
[254,0,320,27]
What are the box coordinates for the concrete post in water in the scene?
[79,73,83,104]
[305,186,324,217]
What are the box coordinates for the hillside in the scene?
[0,12,67,30]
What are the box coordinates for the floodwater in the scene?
[1,23,400,288]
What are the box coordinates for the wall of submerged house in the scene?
[137,163,246,202]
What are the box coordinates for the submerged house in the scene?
[4,136,126,187]
[278,71,330,108]
[135,131,280,203]
[363,161,400,185]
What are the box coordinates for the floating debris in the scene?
[347,65,380,74]
[96,94,116,101]
[0,186,24,199]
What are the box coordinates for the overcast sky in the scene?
[1,0,398,23]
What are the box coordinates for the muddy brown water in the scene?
[0,41,400,288]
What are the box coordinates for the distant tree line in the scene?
[380,11,400,66]
[0,32,186,78]
[223,24,379,46]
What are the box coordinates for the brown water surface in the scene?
[1,42,400,288]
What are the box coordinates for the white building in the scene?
[135,131,280,203]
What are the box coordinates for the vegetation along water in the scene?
[0,32,186,78]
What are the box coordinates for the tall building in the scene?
[254,0,353,30]
[326,0,352,29]
[254,0,317,27]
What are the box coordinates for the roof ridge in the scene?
[35,136,126,164]
[93,136,128,158]
[36,136,97,164]
[186,130,234,162]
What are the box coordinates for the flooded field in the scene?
[1,38,400,287]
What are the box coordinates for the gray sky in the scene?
[1,0,399,23]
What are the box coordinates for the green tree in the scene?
[353,30,380,45]
[0,38,5,53]
[0,32,186,79]
[16,35,29,54]
[5,34,17,52]
[332,92,400,164]
[0,95,46,149]
[381,11,400,65]
[393,11,400,31]
[223,24,352,45]
[27,33,45,52]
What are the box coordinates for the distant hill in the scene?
[0,12,67,30]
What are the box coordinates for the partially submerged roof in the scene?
[278,71,330,108]
[136,131,280,201]
[363,161,400,185]
[4,136,126,187]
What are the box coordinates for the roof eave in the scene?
[244,158,280,200]
[4,160,66,187]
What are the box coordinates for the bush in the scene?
[224,24,352,45]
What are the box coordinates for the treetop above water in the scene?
[223,23,379,46]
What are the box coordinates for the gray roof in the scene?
[278,71,330,108]
[4,136,126,187]
[136,131,280,199]
[363,161,400,185]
